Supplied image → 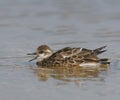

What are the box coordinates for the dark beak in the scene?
[28,56,38,62]
[27,52,37,55]
[27,52,38,62]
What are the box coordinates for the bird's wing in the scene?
[51,47,92,59]
[50,46,107,60]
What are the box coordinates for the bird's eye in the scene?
[39,51,44,54]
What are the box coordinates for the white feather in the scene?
[79,63,100,67]
[80,48,82,52]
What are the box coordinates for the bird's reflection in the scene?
[35,64,110,82]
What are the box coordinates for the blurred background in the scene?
[0,0,120,100]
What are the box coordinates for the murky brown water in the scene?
[0,0,120,100]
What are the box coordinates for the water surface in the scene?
[0,0,120,100]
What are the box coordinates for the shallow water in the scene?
[0,0,120,100]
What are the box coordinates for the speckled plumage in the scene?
[28,45,110,67]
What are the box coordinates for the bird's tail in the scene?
[93,46,107,55]
[99,58,110,64]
